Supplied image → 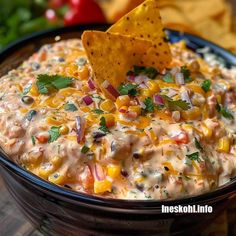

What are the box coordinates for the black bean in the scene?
[121,169,129,177]
[133,152,141,159]
[136,183,144,192]
[31,62,40,70]
[21,96,34,105]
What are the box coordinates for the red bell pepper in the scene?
[64,0,106,26]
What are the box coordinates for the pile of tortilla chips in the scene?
[83,0,171,99]
[98,0,236,54]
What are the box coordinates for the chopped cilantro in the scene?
[118,84,138,96]
[195,138,203,152]
[128,65,158,80]
[81,145,90,154]
[181,65,192,82]
[27,110,37,121]
[31,136,36,146]
[92,109,104,114]
[162,73,174,83]
[201,80,211,92]
[23,84,32,95]
[99,117,109,134]
[186,152,200,162]
[144,97,155,113]
[48,126,61,143]
[36,74,73,94]
[162,95,190,111]
[64,103,78,112]
[216,103,234,120]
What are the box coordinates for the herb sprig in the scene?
[186,152,200,162]
[48,126,61,143]
[127,65,158,80]
[36,74,73,94]
[216,103,234,120]
[118,84,138,96]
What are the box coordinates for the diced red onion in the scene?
[94,163,105,181]
[119,108,127,113]
[76,116,86,143]
[83,95,93,105]
[170,67,180,75]
[167,88,178,97]
[181,90,192,107]
[154,95,164,105]
[139,101,146,109]
[102,80,120,99]
[175,73,185,85]
[88,78,95,90]
[134,75,149,85]
[127,75,135,81]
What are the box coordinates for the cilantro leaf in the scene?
[99,117,109,134]
[216,103,234,120]
[186,152,200,162]
[92,109,104,114]
[27,110,37,121]
[162,95,190,111]
[144,97,155,113]
[36,74,73,94]
[31,136,36,146]
[201,80,211,92]
[48,126,61,143]
[118,84,138,96]
[64,103,78,112]
[195,138,203,151]
[131,65,159,80]
[181,65,192,82]
[81,145,90,154]
[163,73,174,83]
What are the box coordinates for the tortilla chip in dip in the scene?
[108,0,171,69]
[82,30,154,97]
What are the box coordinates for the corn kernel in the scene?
[103,114,116,128]
[19,108,28,113]
[147,80,160,94]
[46,116,65,125]
[60,125,69,135]
[29,84,39,96]
[181,107,201,120]
[48,172,65,185]
[217,137,230,153]
[38,163,55,179]
[140,89,151,97]
[94,180,112,194]
[202,124,213,139]
[50,156,63,168]
[116,95,130,108]
[128,106,141,115]
[78,65,89,80]
[100,99,116,112]
[81,85,90,93]
[107,165,121,179]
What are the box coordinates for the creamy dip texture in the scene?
[0,39,236,199]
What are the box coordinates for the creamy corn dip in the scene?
[0,39,235,199]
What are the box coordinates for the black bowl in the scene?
[0,25,236,236]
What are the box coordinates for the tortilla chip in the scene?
[107,0,171,69]
[82,31,154,90]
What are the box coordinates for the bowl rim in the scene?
[0,24,236,211]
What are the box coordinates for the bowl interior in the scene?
[0,24,236,208]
